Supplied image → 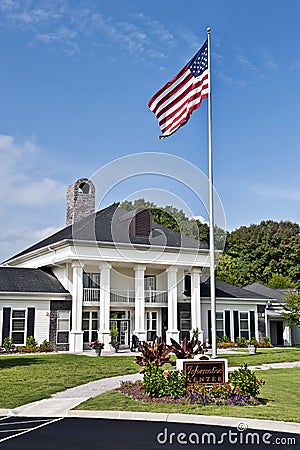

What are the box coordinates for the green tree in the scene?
[281,291,300,327]
[224,220,300,288]
[268,273,295,289]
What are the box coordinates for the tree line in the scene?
[121,199,300,290]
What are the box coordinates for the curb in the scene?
[67,410,300,434]
[0,409,10,416]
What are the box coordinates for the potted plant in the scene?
[88,340,104,356]
[109,328,119,352]
[247,337,259,354]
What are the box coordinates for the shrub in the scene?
[235,337,248,348]
[247,337,259,347]
[143,364,166,398]
[2,337,15,352]
[217,341,235,349]
[169,336,207,359]
[185,381,259,406]
[26,336,38,348]
[39,339,54,352]
[143,363,187,398]
[135,338,173,369]
[229,363,265,397]
[163,370,187,398]
[258,336,273,348]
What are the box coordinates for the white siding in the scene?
[0,298,51,345]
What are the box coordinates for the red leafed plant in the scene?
[169,336,207,359]
[135,338,174,369]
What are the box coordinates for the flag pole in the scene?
[207,27,217,359]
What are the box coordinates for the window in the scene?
[145,275,156,291]
[146,311,157,341]
[57,310,70,344]
[83,272,100,289]
[239,312,249,339]
[11,310,26,345]
[216,312,224,339]
[180,311,191,333]
[180,311,191,341]
[82,311,99,343]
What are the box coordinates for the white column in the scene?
[133,265,147,342]
[166,267,179,344]
[69,261,84,352]
[98,263,111,351]
[191,268,203,343]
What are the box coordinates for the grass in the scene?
[0,347,299,411]
[76,367,300,423]
[0,354,138,408]
[222,347,300,367]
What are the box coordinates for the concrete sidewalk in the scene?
[1,359,300,434]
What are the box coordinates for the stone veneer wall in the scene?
[257,305,266,342]
[66,178,95,226]
[50,300,72,351]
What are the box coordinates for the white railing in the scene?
[145,290,167,304]
[83,288,100,305]
[110,290,135,304]
[83,288,168,305]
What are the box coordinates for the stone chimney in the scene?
[66,178,95,226]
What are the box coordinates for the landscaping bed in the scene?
[117,381,262,406]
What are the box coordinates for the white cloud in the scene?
[236,54,265,79]
[1,223,61,262]
[0,134,66,207]
[189,215,209,225]
[252,183,300,201]
[0,134,67,261]
[0,1,174,63]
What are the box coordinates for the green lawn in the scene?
[222,347,300,367]
[0,354,138,408]
[76,367,300,423]
[0,348,299,411]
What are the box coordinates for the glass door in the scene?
[82,311,99,349]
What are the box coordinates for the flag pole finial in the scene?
[207,27,211,33]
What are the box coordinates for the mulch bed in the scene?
[117,381,263,406]
[117,381,183,404]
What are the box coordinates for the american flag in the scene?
[148,40,209,138]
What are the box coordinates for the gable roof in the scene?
[5,204,208,263]
[0,267,69,293]
[244,282,287,303]
[201,279,270,300]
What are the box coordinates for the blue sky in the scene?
[0,0,299,261]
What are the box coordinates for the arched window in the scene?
[78,182,90,194]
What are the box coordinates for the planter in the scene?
[248,345,257,355]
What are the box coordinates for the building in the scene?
[245,283,300,346]
[0,178,296,352]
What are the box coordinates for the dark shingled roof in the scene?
[0,267,69,293]
[244,282,288,303]
[6,204,208,262]
[201,279,270,300]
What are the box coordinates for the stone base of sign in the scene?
[176,358,228,385]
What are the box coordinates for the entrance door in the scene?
[110,319,130,346]
[82,311,99,349]
[270,320,284,346]
[110,311,130,346]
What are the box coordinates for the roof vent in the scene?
[119,208,152,238]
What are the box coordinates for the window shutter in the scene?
[250,311,255,338]
[2,307,11,344]
[225,310,231,339]
[233,311,239,340]
[208,310,212,344]
[27,308,35,338]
